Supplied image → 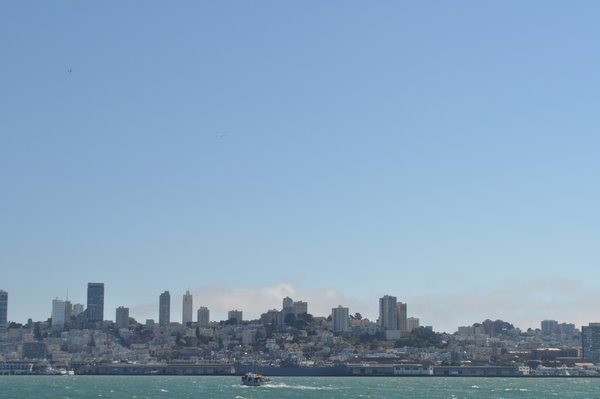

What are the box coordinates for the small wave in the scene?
[159,388,169,392]
[264,383,336,391]
[235,396,246,399]
[504,388,528,392]
[471,385,480,389]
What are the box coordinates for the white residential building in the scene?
[51,298,66,328]
[332,305,350,333]
[407,317,420,332]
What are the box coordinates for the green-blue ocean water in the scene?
[1,376,599,399]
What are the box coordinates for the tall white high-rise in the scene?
[379,295,398,331]
[182,290,193,325]
[197,306,210,328]
[332,305,350,333]
[51,298,66,328]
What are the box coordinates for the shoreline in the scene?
[3,374,600,378]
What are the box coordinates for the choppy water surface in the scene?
[2,376,600,399]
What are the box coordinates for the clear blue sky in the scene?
[1,1,599,332]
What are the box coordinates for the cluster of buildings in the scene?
[1,285,600,376]
[2,285,424,336]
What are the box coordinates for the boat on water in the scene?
[241,372,272,386]
[45,367,75,375]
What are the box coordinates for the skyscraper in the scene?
[86,283,104,322]
[159,291,170,327]
[332,305,350,333]
[397,302,408,332]
[0,290,7,335]
[182,290,193,325]
[51,298,66,328]
[197,306,210,328]
[379,295,398,331]
[582,323,600,362]
[116,306,129,329]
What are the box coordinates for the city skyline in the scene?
[2,281,597,377]
[0,282,594,333]
[2,2,600,334]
